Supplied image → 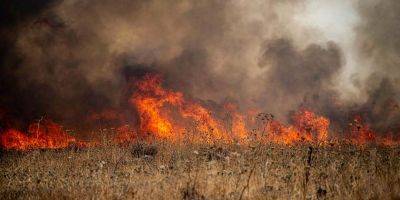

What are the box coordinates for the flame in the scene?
[224,103,247,141]
[131,74,184,140]
[113,125,136,144]
[292,110,329,142]
[0,120,77,150]
[349,116,376,145]
[263,120,301,144]
[0,121,138,150]
[131,75,333,145]
[1,74,399,150]
[252,109,329,145]
[348,116,400,146]
[131,74,233,142]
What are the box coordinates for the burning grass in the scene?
[0,142,399,199]
[1,74,399,151]
[0,74,399,199]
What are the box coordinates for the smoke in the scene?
[257,39,343,120]
[0,0,398,135]
[352,0,400,133]
[0,1,307,125]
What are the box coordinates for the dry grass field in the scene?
[1,142,399,200]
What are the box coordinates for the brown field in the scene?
[1,142,399,200]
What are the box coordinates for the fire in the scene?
[224,103,248,141]
[258,110,329,145]
[292,110,329,142]
[263,120,302,144]
[131,75,332,144]
[1,74,399,150]
[349,116,376,145]
[131,74,184,139]
[0,120,77,150]
[113,125,136,144]
[0,119,135,150]
[131,74,231,142]
[348,116,400,146]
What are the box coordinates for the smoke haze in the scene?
[0,0,399,135]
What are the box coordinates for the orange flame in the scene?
[131,74,232,142]
[0,120,76,150]
[224,103,248,141]
[0,120,136,150]
[292,110,329,142]
[1,74,399,150]
[131,74,184,139]
[348,116,400,146]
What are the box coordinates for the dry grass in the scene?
[0,142,399,199]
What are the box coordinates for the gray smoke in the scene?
[2,0,317,124]
[257,38,343,120]
[1,0,398,135]
[352,0,400,133]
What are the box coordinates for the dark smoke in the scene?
[0,0,60,128]
[352,0,400,134]
[0,0,304,129]
[257,38,343,121]
[0,0,399,136]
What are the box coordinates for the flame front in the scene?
[1,74,399,150]
[131,74,231,142]
[0,120,76,150]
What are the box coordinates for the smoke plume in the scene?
[0,0,399,135]
[353,0,400,133]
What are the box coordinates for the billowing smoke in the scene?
[0,0,399,135]
[257,39,343,120]
[352,0,400,134]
